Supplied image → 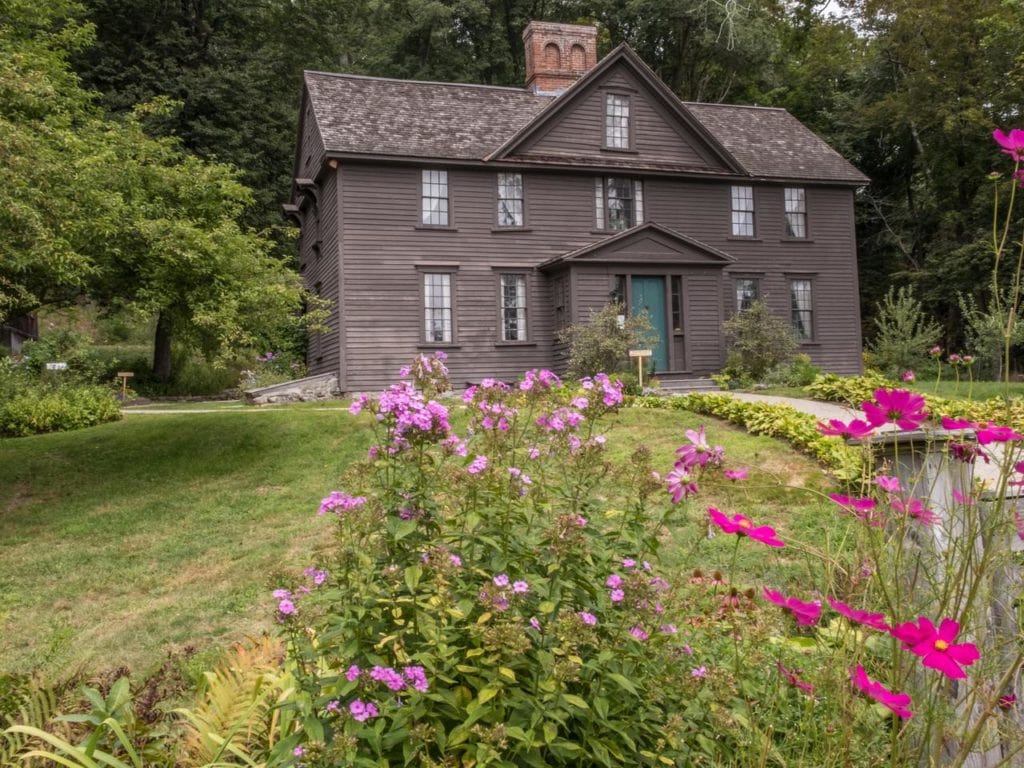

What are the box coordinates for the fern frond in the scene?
[1,679,58,765]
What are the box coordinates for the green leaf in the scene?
[498,666,517,682]
[404,565,422,592]
[542,722,558,744]
[476,687,500,706]
[561,694,589,710]
[608,673,639,695]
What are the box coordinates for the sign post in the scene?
[628,349,652,390]
[116,371,135,401]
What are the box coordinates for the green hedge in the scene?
[0,385,122,437]
[635,393,864,479]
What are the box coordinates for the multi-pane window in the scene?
[671,276,683,332]
[595,177,644,231]
[500,273,528,341]
[784,187,807,238]
[790,279,813,340]
[731,186,754,237]
[605,93,630,149]
[424,272,453,342]
[735,278,759,311]
[496,173,524,227]
[421,169,449,226]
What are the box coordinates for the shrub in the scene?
[556,302,655,378]
[0,384,122,437]
[721,301,798,382]
[867,286,941,378]
[764,353,821,387]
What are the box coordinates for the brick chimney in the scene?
[522,21,598,94]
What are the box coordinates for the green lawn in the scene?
[0,403,839,677]
[909,378,1024,401]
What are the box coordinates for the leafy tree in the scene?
[867,286,941,377]
[0,0,309,382]
[557,302,655,379]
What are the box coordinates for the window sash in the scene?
[605,94,630,149]
[500,273,527,341]
[424,272,452,342]
[496,173,524,227]
[784,187,806,238]
[736,278,759,311]
[421,169,449,226]
[790,279,812,340]
[731,186,754,237]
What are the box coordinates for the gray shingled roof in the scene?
[304,70,868,184]
[305,72,552,160]
[684,103,869,184]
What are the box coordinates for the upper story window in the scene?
[605,93,631,149]
[731,186,754,237]
[496,173,524,228]
[784,187,807,238]
[421,169,449,226]
[595,177,644,231]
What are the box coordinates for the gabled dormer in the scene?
[491,42,743,176]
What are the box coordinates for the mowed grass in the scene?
[0,401,841,677]
[910,378,1024,401]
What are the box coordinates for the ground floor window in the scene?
[423,272,453,343]
[500,273,527,341]
[790,278,813,340]
[736,278,760,311]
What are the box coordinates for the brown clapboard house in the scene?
[285,21,868,392]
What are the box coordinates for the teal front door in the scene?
[631,276,669,372]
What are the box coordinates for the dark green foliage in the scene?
[721,301,799,383]
[0,384,121,438]
[557,302,656,379]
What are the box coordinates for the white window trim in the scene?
[594,177,644,231]
[421,270,456,344]
[790,277,814,340]
[731,185,754,237]
[784,187,807,239]
[421,169,450,227]
[496,172,524,228]
[604,93,631,150]
[498,272,529,342]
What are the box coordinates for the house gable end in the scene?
[491,46,742,175]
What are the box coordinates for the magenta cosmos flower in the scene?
[976,423,1024,445]
[817,418,875,440]
[851,666,913,719]
[994,128,1024,162]
[862,388,928,431]
[708,507,784,547]
[827,597,889,632]
[666,465,699,502]
[941,416,977,430]
[891,496,940,525]
[676,426,725,470]
[891,617,980,679]
[763,588,821,626]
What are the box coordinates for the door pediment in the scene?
[539,222,735,269]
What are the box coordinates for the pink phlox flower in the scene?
[763,588,821,626]
[863,388,928,431]
[277,598,296,616]
[691,666,707,678]
[272,588,291,599]
[303,568,328,585]
[606,574,623,588]
[724,468,748,481]
[512,580,529,594]
[778,663,815,697]
[901,370,915,382]
[976,423,1024,445]
[610,588,625,603]
[449,554,463,567]
[891,616,980,679]
[708,507,785,547]
[817,418,875,440]
[293,745,305,757]
[319,491,368,516]
[348,393,370,415]
[666,465,699,502]
[325,700,340,713]
[891,496,940,525]
[349,699,379,722]
[675,426,725,469]
[346,664,361,682]
[929,345,943,357]
[942,416,978,430]
[467,455,489,474]
[875,475,901,493]
[622,558,637,568]
[578,611,598,625]
[660,624,678,634]
[493,573,510,588]
[827,597,890,632]
[370,665,406,690]
[402,665,429,692]
[629,625,649,641]
[571,396,589,409]
[529,617,541,631]
[851,666,913,719]
[575,515,587,527]
[993,128,1024,162]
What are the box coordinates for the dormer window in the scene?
[604,93,631,149]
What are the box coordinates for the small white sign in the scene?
[45,362,68,371]
[628,349,652,358]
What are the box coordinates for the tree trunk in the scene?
[153,311,173,383]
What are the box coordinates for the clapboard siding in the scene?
[518,70,726,171]
[323,161,860,390]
